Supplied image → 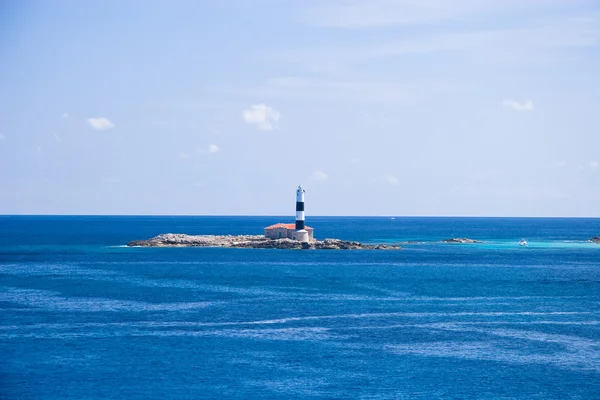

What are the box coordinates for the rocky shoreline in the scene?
[126,234,600,249]
[442,238,483,244]
[127,233,402,250]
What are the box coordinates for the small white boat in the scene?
[519,239,528,246]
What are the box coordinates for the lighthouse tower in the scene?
[295,185,309,243]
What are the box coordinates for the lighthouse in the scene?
[263,185,314,242]
[295,185,309,243]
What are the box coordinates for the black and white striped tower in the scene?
[295,185,309,242]
[295,185,305,230]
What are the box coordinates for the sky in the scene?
[1,0,599,217]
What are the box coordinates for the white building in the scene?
[264,223,315,241]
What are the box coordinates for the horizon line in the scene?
[1,214,599,219]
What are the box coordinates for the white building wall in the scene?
[265,227,315,241]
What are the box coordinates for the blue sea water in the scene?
[1,216,599,399]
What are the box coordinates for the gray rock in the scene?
[127,234,401,250]
[591,236,600,244]
[442,238,483,244]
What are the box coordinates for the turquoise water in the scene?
[1,216,599,399]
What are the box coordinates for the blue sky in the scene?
[1,0,599,216]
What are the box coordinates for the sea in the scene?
[1,216,599,399]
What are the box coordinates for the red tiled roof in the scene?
[265,223,313,230]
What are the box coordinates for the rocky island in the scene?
[591,236,600,244]
[127,233,401,250]
[442,238,483,244]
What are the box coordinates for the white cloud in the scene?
[179,152,191,159]
[62,112,69,119]
[242,104,280,131]
[299,0,476,28]
[208,144,220,154]
[53,133,60,143]
[502,99,533,112]
[590,161,599,169]
[384,173,399,185]
[298,1,595,29]
[86,117,114,130]
[278,11,600,76]
[313,170,328,181]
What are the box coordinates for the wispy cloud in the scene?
[590,161,599,170]
[298,0,479,28]
[297,1,596,29]
[87,117,114,130]
[384,173,399,185]
[312,171,329,181]
[279,9,600,73]
[502,99,533,112]
[53,133,61,143]
[208,144,220,154]
[242,104,280,131]
[62,112,69,119]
